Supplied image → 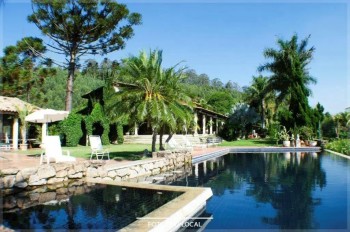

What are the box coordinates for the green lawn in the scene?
[220,138,277,147]
[14,144,153,161]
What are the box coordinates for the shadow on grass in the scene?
[251,139,277,145]
[109,151,144,161]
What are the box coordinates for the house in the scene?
[80,83,228,139]
[0,96,39,150]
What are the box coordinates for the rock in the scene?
[56,188,68,195]
[37,165,56,179]
[73,164,85,173]
[2,175,16,188]
[57,194,68,201]
[39,192,56,204]
[151,168,161,175]
[56,170,68,178]
[107,170,117,178]
[15,167,37,182]
[1,168,19,175]
[29,179,47,186]
[97,167,107,178]
[116,168,129,177]
[53,163,72,172]
[28,174,39,184]
[68,172,83,179]
[129,170,138,178]
[102,177,113,181]
[86,167,98,178]
[3,196,16,209]
[29,192,40,201]
[47,177,65,184]
[67,169,76,176]
[14,182,28,188]
[75,186,85,194]
[114,176,122,182]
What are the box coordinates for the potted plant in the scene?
[300,126,316,147]
[278,126,290,147]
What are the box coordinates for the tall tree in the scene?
[244,75,271,129]
[105,50,192,152]
[258,34,316,129]
[28,0,141,111]
[1,37,52,101]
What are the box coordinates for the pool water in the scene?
[2,184,182,231]
[166,152,349,230]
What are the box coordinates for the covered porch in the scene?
[0,96,39,150]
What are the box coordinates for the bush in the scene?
[60,113,83,147]
[325,139,350,155]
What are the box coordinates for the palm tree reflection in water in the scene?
[172,153,327,229]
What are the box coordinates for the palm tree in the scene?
[105,50,192,152]
[244,75,271,129]
[258,34,316,129]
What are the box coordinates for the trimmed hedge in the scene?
[60,113,83,147]
[85,103,110,145]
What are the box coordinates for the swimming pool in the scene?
[164,152,349,230]
[2,183,183,230]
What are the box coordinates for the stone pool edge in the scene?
[193,146,322,164]
[85,178,213,232]
[324,149,350,159]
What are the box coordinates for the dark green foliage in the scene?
[326,139,350,155]
[1,37,53,102]
[29,68,104,110]
[207,91,236,115]
[220,103,260,140]
[60,113,83,147]
[259,34,316,129]
[181,69,242,114]
[117,123,124,144]
[244,75,271,128]
[85,103,110,145]
[321,113,336,139]
[299,126,314,141]
[106,49,193,151]
[28,0,141,111]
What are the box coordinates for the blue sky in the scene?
[1,0,348,114]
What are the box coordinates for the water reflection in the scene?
[3,183,182,231]
[168,152,338,230]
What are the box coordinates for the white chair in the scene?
[89,135,110,160]
[40,136,76,165]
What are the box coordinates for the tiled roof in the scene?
[0,96,40,113]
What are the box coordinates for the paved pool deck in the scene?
[0,146,321,170]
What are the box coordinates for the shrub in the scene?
[60,113,83,147]
[325,139,350,155]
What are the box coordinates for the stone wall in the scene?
[2,180,104,213]
[0,149,192,194]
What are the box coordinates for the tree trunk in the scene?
[159,125,165,151]
[151,128,157,152]
[165,133,173,143]
[261,99,266,129]
[65,55,76,112]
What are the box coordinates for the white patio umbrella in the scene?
[25,109,69,141]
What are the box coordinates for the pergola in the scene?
[0,96,39,150]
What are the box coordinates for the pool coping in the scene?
[324,149,350,159]
[85,178,213,232]
[193,146,321,164]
